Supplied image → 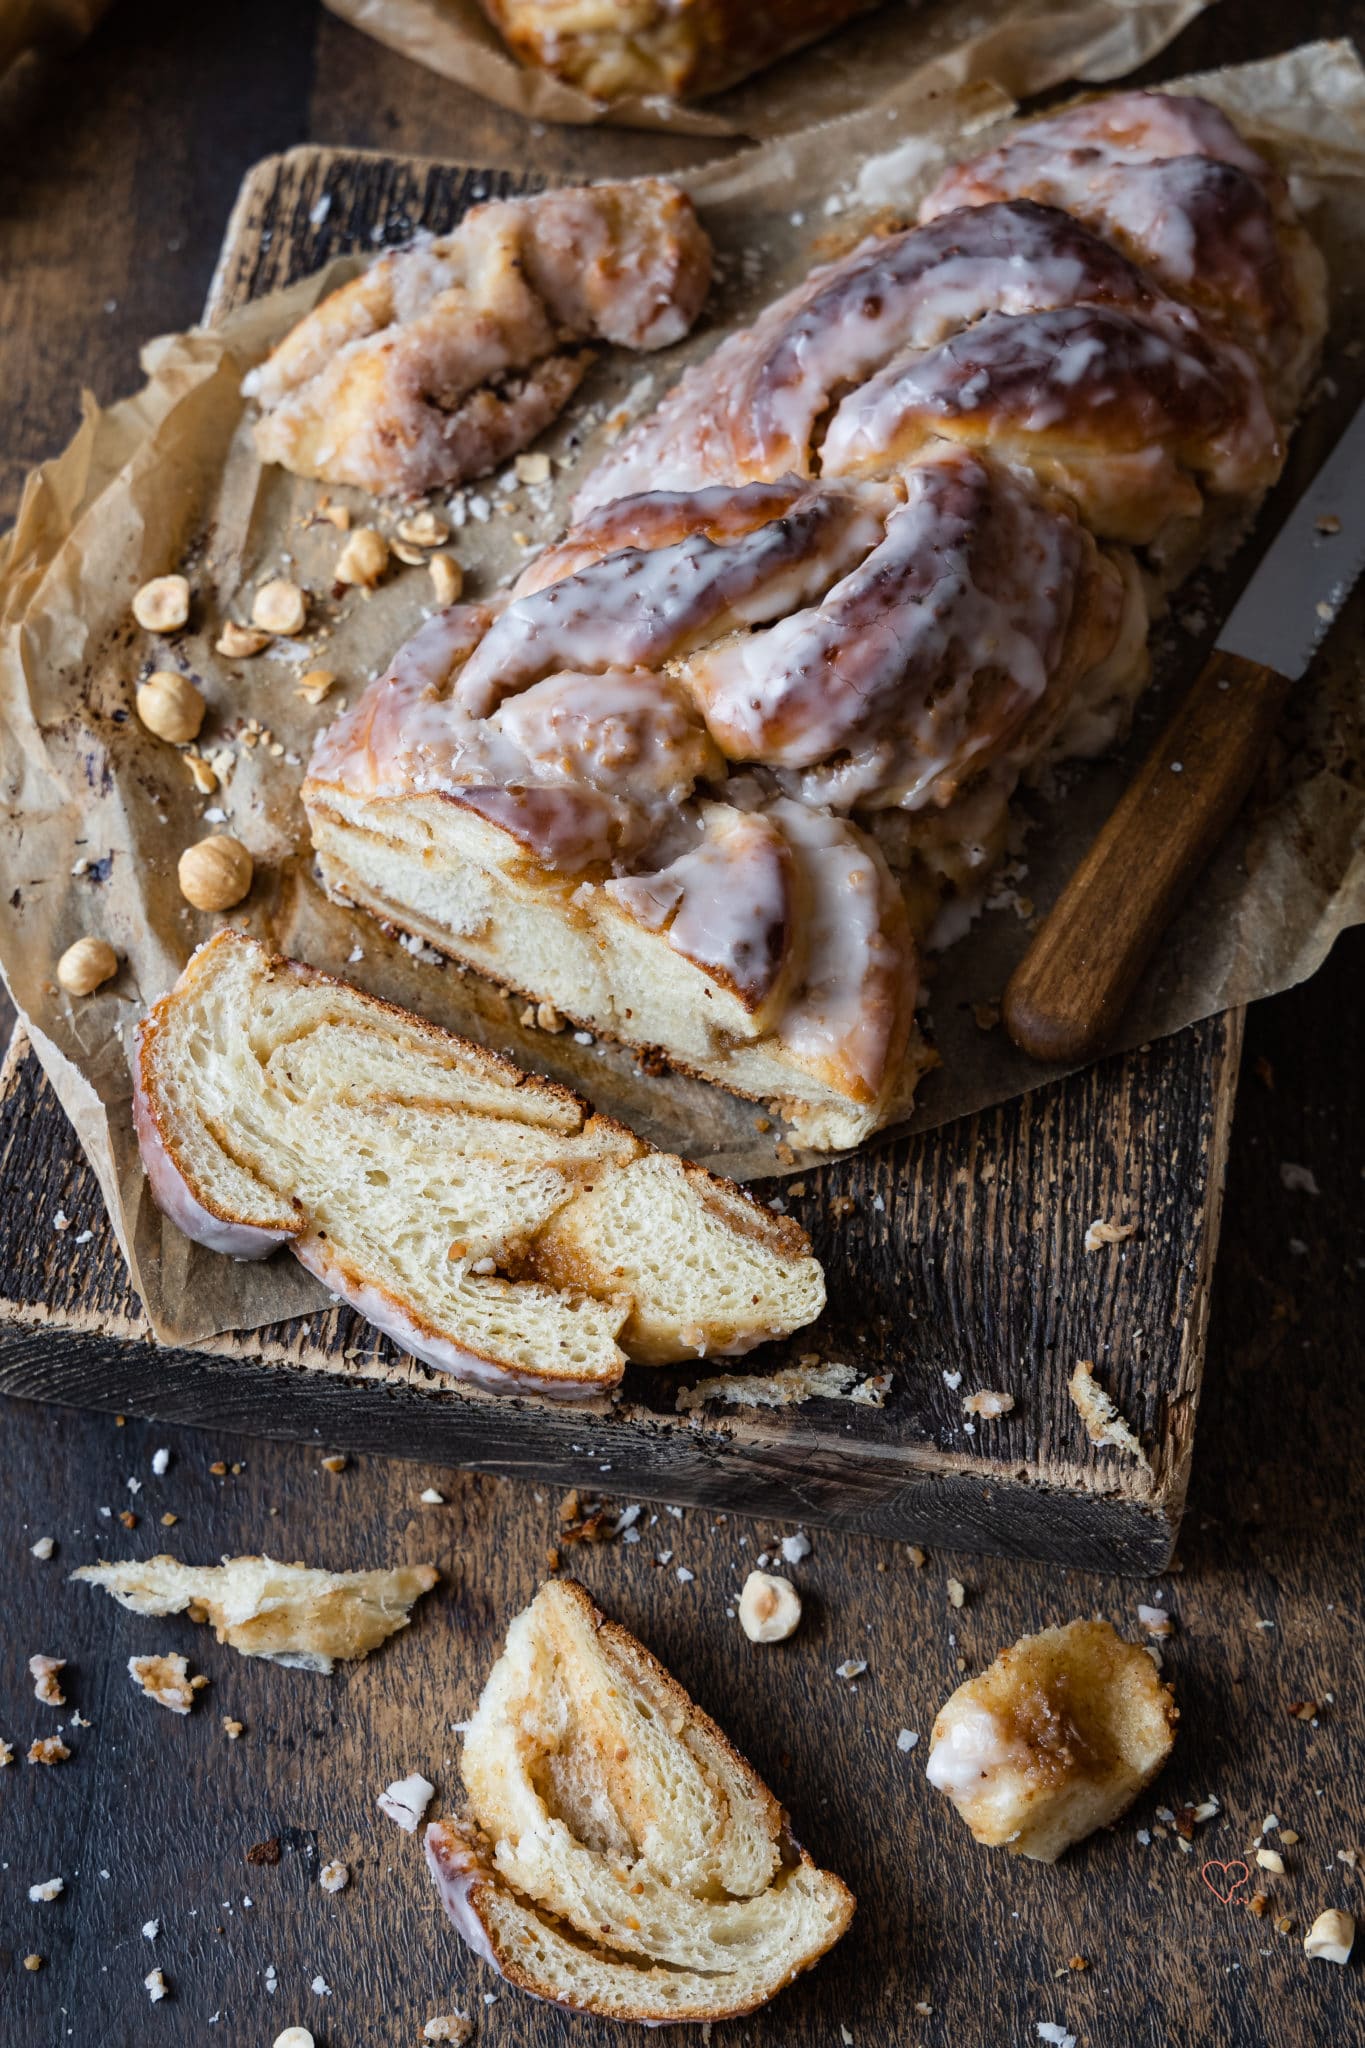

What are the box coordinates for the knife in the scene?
[1003,392,1365,1066]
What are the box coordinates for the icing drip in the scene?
[606,807,797,1014]
[683,449,1101,811]
[455,482,893,717]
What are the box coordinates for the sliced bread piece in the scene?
[133,930,823,1399]
[425,1578,854,2022]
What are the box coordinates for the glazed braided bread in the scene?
[304,92,1325,1149]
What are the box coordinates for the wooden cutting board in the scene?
[0,146,1245,1575]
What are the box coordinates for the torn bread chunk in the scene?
[426,1579,853,2022]
[72,1554,439,1673]
[1068,1359,1151,1469]
[132,931,824,1397]
[927,1619,1177,1862]
[242,180,711,497]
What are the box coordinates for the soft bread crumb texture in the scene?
[927,1619,1177,1862]
[426,1578,853,2021]
[133,931,823,1395]
[73,1553,438,1673]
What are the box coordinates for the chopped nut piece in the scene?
[1084,1217,1138,1254]
[963,1389,1014,1419]
[118,1509,137,1530]
[29,1654,66,1706]
[908,1545,928,1568]
[246,1836,281,1866]
[251,578,307,636]
[1304,1908,1354,1965]
[314,494,351,531]
[1257,1848,1286,1873]
[397,511,451,549]
[132,575,190,633]
[296,667,338,705]
[160,1513,178,1527]
[28,1878,63,1902]
[391,539,429,567]
[319,1859,349,1893]
[0,1738,13,1765]
[186,754,219,794]
[514,450,552,485]
[56,937,118,997]
[1279,1829,1300,1846]
[335,527,389,588]
[320,1454,347,1474]
[178,835,254,912]
[1315,513,1342,535]
[1276,1915,1295,1936]
[27,1736,70,1766]
[136,669,205,745]
[144,1968,169,2003]
[30,1536,56,1560]
[23,1955,42,1971]
[429,552,463,606]
[215,620,273,658]
[128,1651,198,1714]
[1248,1892,1271,1918]
[1287,1699,1319,1722]
[223,1717,244,1740]
[947,1578,966,1609]
[835,1658,868,1681]
[738,1570,802,1644]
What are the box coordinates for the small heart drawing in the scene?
[1200,1860,1250,1904]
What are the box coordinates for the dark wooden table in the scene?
[2,6,1362,2044]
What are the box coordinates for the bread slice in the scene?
[132,930,824,1399]
[926,1618,1177,1862]
[425,1579,854,2022]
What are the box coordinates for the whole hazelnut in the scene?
[56,936,119,996]
[251,579,307,637]
[178,836,253,912]
[335,528,389,589]
[136,670,205,745]
[738,1570,802,1644]
[132,575,191,633]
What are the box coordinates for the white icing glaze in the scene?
[605,806,795,1012]
[424,1822,505,1973]
[926,1704,1027,1798]
[684,449,1093,811]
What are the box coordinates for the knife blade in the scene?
[1219,393,1365,679]
[1002,391,1365,1067]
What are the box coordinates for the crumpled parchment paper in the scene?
[320,0,1208,138]
[2,37,1363,1350]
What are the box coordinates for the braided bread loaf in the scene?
[303,93,1324,1149]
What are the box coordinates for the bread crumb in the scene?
[962,1389,1014,1419]
[144,1967,170,2003]
[1084,1217,1138,1254]
[320,1860,349,1893]
[29,1878,63,1902]
[30,1536,55,1560]
[679,1361,885,1412]
[1068,1361,1151,1470]
[29,1654,66,1706]
[378,1771,434,1832]
[27,1736,70,1766]
[128,1652,198,1714]
[423,2019,473,2044]
[223,1718,244,1740]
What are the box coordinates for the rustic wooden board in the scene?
[0,143,1248,1574]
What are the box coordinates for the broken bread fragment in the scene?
[242,179,711,498]
[132,930,824,1398]
[73,1554,439,1673]
[425,1578,853,2022]
[926,1619,1176,1863]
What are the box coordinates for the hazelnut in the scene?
[429,553,463,606]
[178,836,253,912]
[251,578,307,637]
[396,511,450,549]
[215,621,272,658]
[738,1570,802,1644]
[335,527,389,589]
[132,575,190,633]
[1304,1908,1354,1965]
[56,936,118,996]
[136,669,205,745]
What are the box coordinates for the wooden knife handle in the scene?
[1003,648,1293,1066]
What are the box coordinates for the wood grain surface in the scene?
[1,5,1362,2045]
[0,136,1250,1573]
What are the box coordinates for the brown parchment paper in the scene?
[2,39,1364,1352]
[320,0,1208,138]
